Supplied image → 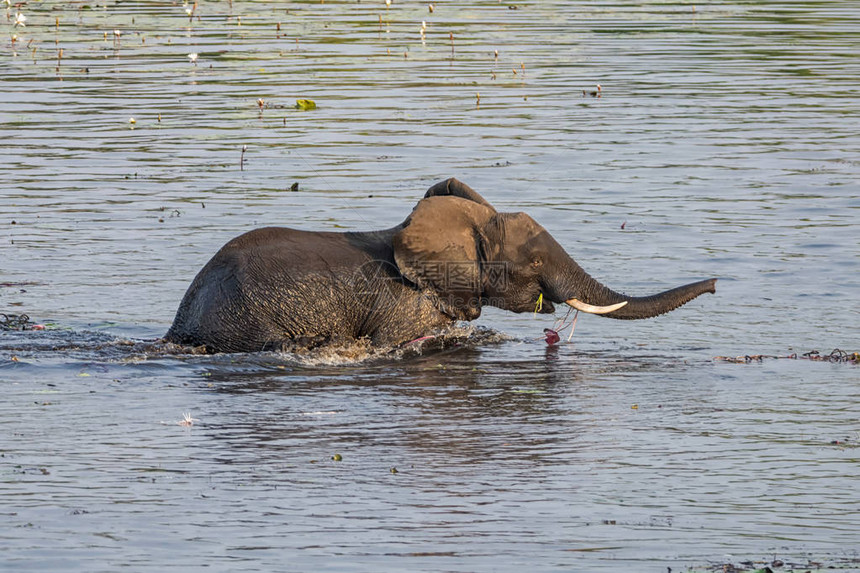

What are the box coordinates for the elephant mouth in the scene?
[565,298,628,314]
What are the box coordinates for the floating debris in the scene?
[295,99,316,110]
[582,84,602,97]
[161,412,200,426]
[695,555,860,573]
[1,313,44,331]
[184,1,196,21]
[179,412,198,426]
[714,349,859,364]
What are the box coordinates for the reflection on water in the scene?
[2,326,858,571]
[1,1,859,571]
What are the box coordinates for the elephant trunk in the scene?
[544,254,716,320]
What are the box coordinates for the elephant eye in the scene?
[531,257,543,268]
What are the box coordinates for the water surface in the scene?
[2,1,859,571]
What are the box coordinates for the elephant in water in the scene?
[165,178,716,353]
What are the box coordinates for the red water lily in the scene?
[543,328,561,345]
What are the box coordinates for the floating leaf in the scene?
[295,99,317,111]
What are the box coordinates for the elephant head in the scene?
[393,178,715,322]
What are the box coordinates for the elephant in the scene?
[164,178,716,353]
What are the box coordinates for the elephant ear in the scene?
[423,178,497,211]
[393,196,494,321]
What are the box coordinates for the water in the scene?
[2,1,859,570]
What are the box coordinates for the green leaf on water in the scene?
[295,99,317,111]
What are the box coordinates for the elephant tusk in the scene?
[565,298,628,314]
